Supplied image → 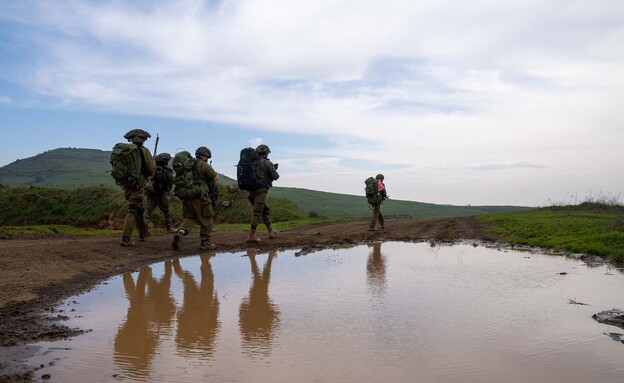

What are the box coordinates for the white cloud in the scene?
[1,0,623,205]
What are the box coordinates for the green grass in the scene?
[479,202,624,262]
[215,216,354,232]
[270,187,531,218]
[0,225,118,238]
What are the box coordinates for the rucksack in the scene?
[148,166,173,194]
[172,151,204,200]
[365,177,380,204]
[110,143,145,188]
[237,147,268,191]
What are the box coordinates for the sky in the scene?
[1,0,623,206]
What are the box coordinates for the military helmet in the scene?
[195,146,212,159]
[375,174,385,180]
[155,152,171,165]
[256,144,271,156]
[124,129,151,143]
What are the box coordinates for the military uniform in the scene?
[369,174,387,231]
[121,129,155,246]
[172,147,219,250]
[247,144,279,243]
[144,153,175,233]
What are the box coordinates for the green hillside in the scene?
[270,187,531,218]
[0,148,531,218]
[0,148,236,189]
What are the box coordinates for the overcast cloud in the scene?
[0,0,622,205]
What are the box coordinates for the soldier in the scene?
[246,144,280,243]
[120,129,155,246]
[368,174,387,231]
[171,146,220,250]
[144,153,176,233]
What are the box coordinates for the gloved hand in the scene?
[274,163,279,170]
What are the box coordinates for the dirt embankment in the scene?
[0,217,496,381]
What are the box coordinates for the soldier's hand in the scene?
[274,163,279,169]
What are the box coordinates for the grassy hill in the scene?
[0,148,237,189]
[0,148,531,218]
[270,187,530,218]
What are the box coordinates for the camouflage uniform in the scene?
[247,144,280,243]
[144,153,175,232]
[369,174,387,231]
[172,147,219,251]
[121,129,155,246]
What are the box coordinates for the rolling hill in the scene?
[0,148,531,218]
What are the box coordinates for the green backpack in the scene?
[110,143,145,188]
[365,177,380,204]
[172,151,204,200]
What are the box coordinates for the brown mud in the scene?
[1,216,497,381]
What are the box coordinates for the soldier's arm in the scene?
[201,161,219,182]
[142,147,156,176]
[266,160,279,181]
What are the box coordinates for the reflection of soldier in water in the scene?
[173,254,220,357]
[239,249,280,355]
[367,242,387,296]
[114,261,176,379]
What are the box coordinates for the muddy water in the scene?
[25,242,624,383]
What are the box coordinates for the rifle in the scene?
[153,134,159,156]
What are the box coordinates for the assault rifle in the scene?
[153,133,160,156]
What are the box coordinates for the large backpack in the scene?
[237,147,268,191]
[172,151,204,200]
[365,177,380,204]
[110,143,145,188]
[147,166,173,194]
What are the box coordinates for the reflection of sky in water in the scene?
[25,242,624,383]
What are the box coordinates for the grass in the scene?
[479,202,624,262]
[0,225,118,238]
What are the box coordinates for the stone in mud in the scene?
[592,309,624,329]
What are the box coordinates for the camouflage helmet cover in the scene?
[124,129,151,142]
[256,144,271,155]
[375,174,385,180]
[195,146,212,158]
[155,152,171,165]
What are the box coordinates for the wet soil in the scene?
[1,216,497,381]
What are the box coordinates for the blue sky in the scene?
[1,0,623,206]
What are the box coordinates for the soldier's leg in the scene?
[369,203,380,230]
[159,195,173,229]
[247,190,263,243]
[172,199,196,250]
[378,210,385,229]
[197,199,216,250]
[143,194,157,223]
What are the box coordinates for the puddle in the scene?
[20,242,624,382]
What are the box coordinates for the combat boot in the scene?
[247,229,261,243]
[172,229,185,250]
[200,238,216,250]
[268,226,278,239]
[120,236,135,247]
[139,231,151,242]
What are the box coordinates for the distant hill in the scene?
[0,148,236,189]
[270,187,530,218]
[0,148,531,218]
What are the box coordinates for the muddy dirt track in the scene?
[0,217,495,381]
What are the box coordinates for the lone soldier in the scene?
[120,129,155,246]
[247,144,280,243]
[368,174,387,231]
[144,153,176,233]
[172,146,220,250]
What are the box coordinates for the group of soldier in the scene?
[119,129,279,250]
